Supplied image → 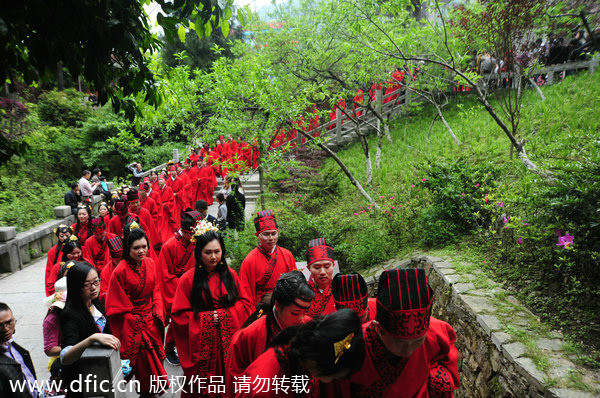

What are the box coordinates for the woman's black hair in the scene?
[74,205,93,241]
[190,230,239,315]
[61,238,82,262]
[63,261,101,333]
[268,308,365,383]
[242,271,315,343]
[121,223,149,265]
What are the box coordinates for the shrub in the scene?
[37,89,91,127]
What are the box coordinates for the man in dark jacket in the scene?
[0,302,38,398]
[64,182,81,216]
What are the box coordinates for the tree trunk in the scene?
[528,77,545,101]
[384,120,392,143]
[375,130,382,169]
[56,62,64,91]
[359,134,372,185]
[297,130,381,211]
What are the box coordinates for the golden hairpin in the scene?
[69,235,79,242]
[66,261,76,269]
[333,332,354,364]
[129,221,140,231]
[257,309,264,318]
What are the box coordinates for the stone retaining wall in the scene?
[362,256,600,398]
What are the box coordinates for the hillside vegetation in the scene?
[257,70,600,365]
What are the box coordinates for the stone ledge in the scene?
[365,255,600,398]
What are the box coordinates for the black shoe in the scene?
[165,348,180,365]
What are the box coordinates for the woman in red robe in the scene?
[238,211,297,306]
[171,224,252,397]
[236,309,365,398]
[82,217,116,273]
[157,173,178,242]
[227,270,314,385]
[47,237,83,296]
[45,224,72,295]
[99,236,122,304]
[71,205,93,248]
[105,222,168,396]
[304,238,336,318]
[167,166,187,226]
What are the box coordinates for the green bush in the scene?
[37,89,91,127]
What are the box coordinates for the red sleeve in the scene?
[238,249,259,306]
[46,262,61,296]
[147,258,165,323]
[99,260,115,304]
[156,238,178,315]
[45,247,59,295]
[227,317,265,381]
[108,216,122,237]
[427,319,460,397]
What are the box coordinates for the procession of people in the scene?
[2,137,460,398]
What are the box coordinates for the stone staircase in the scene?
[208,171,260,221]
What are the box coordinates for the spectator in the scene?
[226,180,246,231]
[64,182,81,216]
[216,193,228,230]
[90,168,101,184]
[194,200,218,225]
[127,162,144,186]
[78,170,99,202]
[97,176,111,201]
[0,302,39,398]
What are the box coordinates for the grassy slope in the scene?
[313,70,600,363]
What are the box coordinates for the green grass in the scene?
[265,70,600,366]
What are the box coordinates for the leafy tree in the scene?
[0,0,245,118]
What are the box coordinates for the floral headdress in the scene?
[190,219,219,243]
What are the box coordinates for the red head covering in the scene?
[113,201,128,215]
[168,166,176,172]
[376,268,434,339]
[138,182,148,192]
[306,237,335,266]
[91,217,106,234]
[107,236,123,258]
[254,210,278,236]
[143,176,150,183]
[332,273,369,317]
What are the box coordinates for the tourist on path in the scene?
[60,262,120,398]
[171,224,251,397]
[0,302,39,398]
[350,268,460,397]
[105,222,168,396]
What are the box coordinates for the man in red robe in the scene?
[82,216,116,273]
[305,238,337,318]
[99,236,122,303]
[238,210,297,306]
[351,268,460,398]
[139,182,160,223]
[127,189,162,252]
[156,210,202,365]
[332,272,377,324]
[167,165,186,226]
[157,173,178,242]
[108,201,130,238]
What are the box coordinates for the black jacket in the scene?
[0,341,37,398]
[64,190,80,214]
[60,300,111,397]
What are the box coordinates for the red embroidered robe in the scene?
[45,244,64,295]
[82,233,117,273]
[171,267,252,397]
[71,222,90,247]
[306,277,336,318]
[156,233,196,346]
[141,195,160,224]
[350,319,460,398]
[157,184,177,242]
[227,314,282,382]
[130,206,162,249]
[238,245,297,306]
[99,258,118,304]
[105,257,168,394]
[167,175,186,226]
